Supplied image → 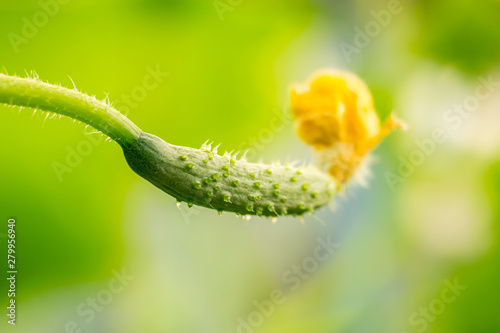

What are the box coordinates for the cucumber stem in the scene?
[0,74,142,148]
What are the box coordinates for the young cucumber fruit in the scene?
[123,133,336,216]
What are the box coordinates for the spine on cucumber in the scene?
[123,132,336,217]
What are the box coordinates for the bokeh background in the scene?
[1,0,500,332]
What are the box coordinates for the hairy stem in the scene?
[0,74,142,147]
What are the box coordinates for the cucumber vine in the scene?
[0,73,340,217]
[0,70,403,218]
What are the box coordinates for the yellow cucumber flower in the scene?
[290,70,405,184]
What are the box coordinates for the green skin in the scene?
[0,73,336,217]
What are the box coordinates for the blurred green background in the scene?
[1,0,500,332]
